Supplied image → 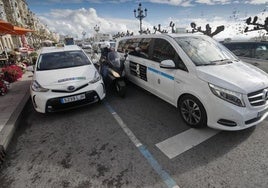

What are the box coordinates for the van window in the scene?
[175,36,237,66]
[117,39,127,53]
[118,38,152,59]
[152,38,176,63]
[118,38,142,54]
[137,38,151,59]
[152,38,187,71]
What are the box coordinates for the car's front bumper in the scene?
[206,94,268,131]
[30,81,105,113]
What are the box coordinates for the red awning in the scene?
[13,26,35,35]
[0,20,35,35]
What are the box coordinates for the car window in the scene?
[255,44,268,60]
[227,43,254,57]
[37,50,90,71]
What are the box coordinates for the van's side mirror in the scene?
[160,60,176,69]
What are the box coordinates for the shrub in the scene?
[2,65,23,83]
[29,51,38,65]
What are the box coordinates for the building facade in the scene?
[0,0,57,52]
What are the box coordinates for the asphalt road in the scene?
[0,82,268,188]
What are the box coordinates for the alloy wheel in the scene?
[180,99,201,125]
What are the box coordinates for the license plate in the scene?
[60,94,86,104]
[257,108,268,118]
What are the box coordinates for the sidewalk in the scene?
[0,71,32,152]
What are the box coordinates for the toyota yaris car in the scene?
[28,45,105,113]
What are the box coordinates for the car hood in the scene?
[196,61,268,94]
[34,65,97,89]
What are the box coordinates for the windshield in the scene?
[37,50,91,71]
[108,52,121,68]
[175,36,238,66]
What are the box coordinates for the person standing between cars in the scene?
[99,42,112,82]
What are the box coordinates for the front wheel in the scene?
[115,80,126,98]
[178,95,207,128]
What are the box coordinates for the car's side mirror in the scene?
[160,60,176,69]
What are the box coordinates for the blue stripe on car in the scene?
[148,67,174,80]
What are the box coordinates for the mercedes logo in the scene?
[67,85,75,91]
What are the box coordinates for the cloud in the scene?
[246,0,268,4]
[147,0,194,6]
[39,7,153,38]
[195,0,231,5]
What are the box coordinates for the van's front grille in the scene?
[248,88,268,106]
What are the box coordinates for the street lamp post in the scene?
[94,24,100,42]
[134,3,147,34]
[82,31,86,43]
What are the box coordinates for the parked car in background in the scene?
[27,44,105,113]
[82,43,92,50]
[221,41,268,73]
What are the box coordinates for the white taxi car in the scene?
[28,45,105,113]
[116,34,268,131]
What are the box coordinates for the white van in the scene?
[29,45,106,113]
[116,34,268,131]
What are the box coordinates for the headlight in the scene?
[89,71,101,83]
[31,80,49,92]
[111,70,120,78]
[209,83,245,107]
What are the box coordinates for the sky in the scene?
[26,0,268,40]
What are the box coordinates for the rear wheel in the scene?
[178,95,207,128]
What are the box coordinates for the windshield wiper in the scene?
[210,59,233,64]
[196,62,216,66]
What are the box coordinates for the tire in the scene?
[178,95,207,128]
[115,80,126,98]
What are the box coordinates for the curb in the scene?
[0,89,30,151]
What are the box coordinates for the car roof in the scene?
[40,45,81,54]
[116,33,207,43]
[222,40,268,44]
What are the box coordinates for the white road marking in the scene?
[112,113,143,147]
[104,102,180,188]
[156,128,220,159]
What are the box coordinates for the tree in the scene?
[190,22,224,37]
[153,24,168,34]
[244,16,268,33]
[112,30,134,39]
[169,21,176,33]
